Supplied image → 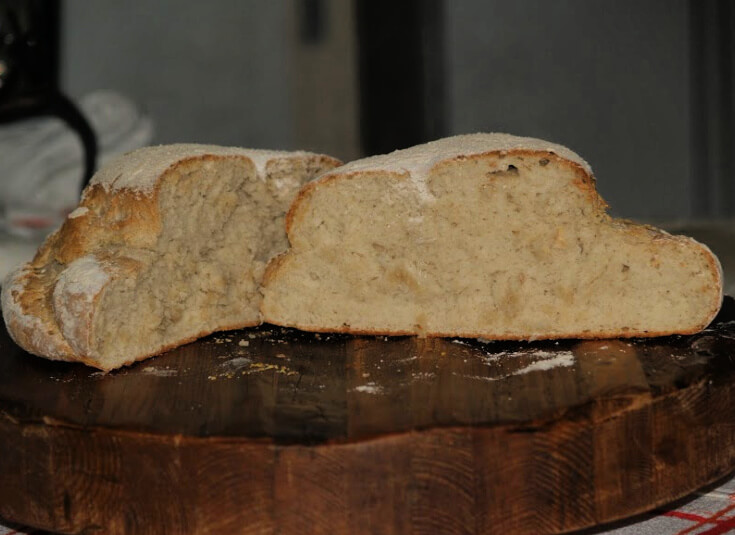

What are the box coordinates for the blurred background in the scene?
[0,0,733,284]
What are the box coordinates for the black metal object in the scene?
[689,0,734,218]
[0,0,96,192]
[355,0,445,156]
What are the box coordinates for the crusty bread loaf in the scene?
[1,144,340,370]
[261,133,723,339]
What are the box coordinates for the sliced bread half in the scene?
[2,144,340,370]
[261,133,722,339]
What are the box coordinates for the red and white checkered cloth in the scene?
[3,474,735,534]
[594,474,735,535]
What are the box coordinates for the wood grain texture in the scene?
[2,298,735,534]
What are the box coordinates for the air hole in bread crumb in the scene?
[488,165,519,177]
[539,158,550,166]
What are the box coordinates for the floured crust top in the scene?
[287,133,594,232]
[320,132,591,180]
[91,144,319,194]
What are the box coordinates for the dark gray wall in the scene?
[61,0,703,221]
[446,0,693,220]
[62,1,294,149]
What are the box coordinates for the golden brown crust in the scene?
[260,250,288,289]
[2,264,76,361]
[2,176,167,364]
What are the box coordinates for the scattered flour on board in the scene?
[354,382,383,394]
[219,357,252,371]
[459,350,576,382]
[412,371,437,381]
[511,352,575,375]
[468,348,564,366]
[141,366,177,377]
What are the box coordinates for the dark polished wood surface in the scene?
[2,298,735,534]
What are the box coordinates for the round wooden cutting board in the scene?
[2,299,735,535]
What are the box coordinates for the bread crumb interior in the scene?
[263,154,719,338]
[93,157,318,364]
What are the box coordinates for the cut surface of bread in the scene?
[261,133,723,339]
[1,144,340,370]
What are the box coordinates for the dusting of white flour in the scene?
[219,357,252,371]
[459,349,576,382]
[67,206,89,219]
[319,133,593,204]
[90,144,316,193]
[141,366,177,377]
[511,352,575,375]
[354,382,383,394]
